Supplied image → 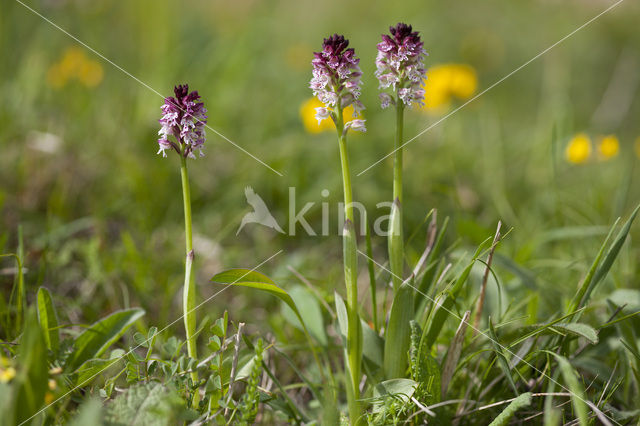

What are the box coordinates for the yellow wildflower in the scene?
[47,46,103,89]
[78,59,104,88]
[300,97,362,134]
[0,366,16,383]
[422,64,478,112]
[597,135,619,160]
[565,133,592,164]
[48,379,57,390]
[46,64,68,89]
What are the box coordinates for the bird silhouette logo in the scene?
[236,186,285,235]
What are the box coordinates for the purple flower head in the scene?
[310,34,366,133]
[375,23,427,108]
[157,84,208,158]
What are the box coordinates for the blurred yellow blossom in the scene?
[565,133,592,164]
[0,366,16,383]
[47,46,104,89]
[422,64,478,112]
[597,135,619,160]
[300,97,362,134]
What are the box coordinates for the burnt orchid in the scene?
[376,23,427,380]
[158,84,208,158]
[311,34,364,425]
[156,84,207,407]
[375,23,427,108]
[310,34,366,134]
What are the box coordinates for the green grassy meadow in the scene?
[2,0,640,424]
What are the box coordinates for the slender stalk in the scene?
[336,107,362,425]
[180,153,199,406]
[389,99,405,292]
[384,98,413,379]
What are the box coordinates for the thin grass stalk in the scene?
[180,153,199,405]
[473,221,502,335]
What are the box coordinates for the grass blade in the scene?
[36,287,60,352]
[488,319,518,395]
[545,351,590,426]
[441,311,470,397]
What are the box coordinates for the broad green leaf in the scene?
[546,352,589,426]
[335,293,382,367]
[488,392,532,426]
[211,269,300,320]
[36,287,60,352]
[335,291,348,342]
[281,285,327,346]
[384,278,414,379]
[361,319,383,368]
[607,289,640,310]
[549,323,598,344]
[66,308,145,372]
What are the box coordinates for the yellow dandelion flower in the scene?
[300,97,362,134]
[449,64,477,99]
[48,47,103,89]
[0,367,16,383]
[46,63,68,89]
[565,133,592,164]
[78,60,104,88]
[634,137,640,159]
[59,47,86,78]
[422,63,478,113]
[45,392,55,405]
[597,135,619,160]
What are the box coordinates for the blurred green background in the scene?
[1,0,640,334]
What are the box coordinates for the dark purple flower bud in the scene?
[157,84,208,158]
[310,34,366,132]
[375,23,428,108]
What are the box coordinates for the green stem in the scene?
[384,99,413,379]
[336,107,362,425]
[393,102,404,208]
[180,154,199,406]
[390,100,405,291]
